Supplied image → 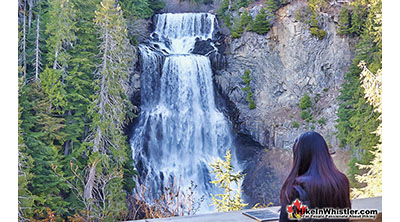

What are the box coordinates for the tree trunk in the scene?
[28,0,33,30]
[84,28,109,201]
[23,1,27,80]
[35,14,40,81]
[84,162,96,200]
[53,49,59,69]
[64,140,70,156]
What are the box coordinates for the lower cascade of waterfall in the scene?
[130,13,236,213]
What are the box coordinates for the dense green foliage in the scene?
[299,94,312,110]
[336,0,381,188]
[337,0,369,37]
[265,0,279,13]
[230,10,253,38]
[298,94,313,123]
[317,117,326,126]
[250,8,271,34]
[241,69,256,109]
[294,0,327,40]
[337,6,350,35]
[218,0,286,38]
[300,110,312,122]
[17,0,161,220]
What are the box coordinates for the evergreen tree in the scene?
[239,10,253,32]
[241,69,256,109]
[19,0,28,80]
[231,16,242,38]
[148,0,166,13]
[233,0,248,11]
[218,0,229,17]
[209,150,248,212]
[337,6,350,35]
[63,0,100,165]
[82,0,135,219]
[347,0,369,36]
[45,0,77,73]
[119,0,154,19]
[350,0,382,198]
[265,0,279,13]
[352,63,382,198]
[250,8,271,34]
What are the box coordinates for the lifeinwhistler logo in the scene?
[287,199,308,219]
[286,199,379,220]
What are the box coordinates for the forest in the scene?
[17,0,163,220]
[17,0,382,221]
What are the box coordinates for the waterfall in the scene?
[131,13,234,212]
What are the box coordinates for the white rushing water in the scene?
[131,13,235,212]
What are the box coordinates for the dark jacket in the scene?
[279,185,349,222]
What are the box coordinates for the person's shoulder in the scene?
[337,170,350,186]
[293,184,309,201]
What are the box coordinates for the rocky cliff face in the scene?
[215,0,354,151]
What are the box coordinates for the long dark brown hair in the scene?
[280,131,351,208]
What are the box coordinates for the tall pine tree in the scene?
[82,0,135,219]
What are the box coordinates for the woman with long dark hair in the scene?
[279,131,351,221]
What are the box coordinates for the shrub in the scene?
[299,94,312,110]
[308,3,327,40]
[300,110,312,122]
[318,117,326,125]
[242,69,251,84]
[231,31,242,39]
[130,181,203,219]
[249,101,256,110]
[241,70,256,109]
[295,10,302,21]
[314,93,320,103]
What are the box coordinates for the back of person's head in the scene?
[280,131,351,209]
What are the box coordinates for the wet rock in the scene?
[192,39,214,55]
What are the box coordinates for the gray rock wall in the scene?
[215,0,354,151]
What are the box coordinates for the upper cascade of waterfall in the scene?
[151,13,217,54]
[154,13,216,39]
